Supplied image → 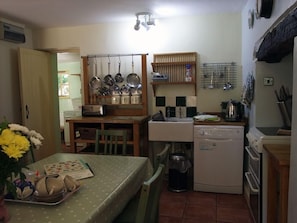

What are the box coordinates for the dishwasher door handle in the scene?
[202,138,233,143]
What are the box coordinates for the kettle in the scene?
[221,99,243,121]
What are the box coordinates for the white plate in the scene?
[5,186,80,206]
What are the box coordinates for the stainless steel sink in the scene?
[148,118,194,142]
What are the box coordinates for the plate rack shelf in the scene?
[150,52,197,96]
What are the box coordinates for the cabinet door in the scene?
[18,48,60,161]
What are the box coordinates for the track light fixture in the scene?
[134,12,155,31]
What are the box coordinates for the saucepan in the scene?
[104,60,115,86]
[115,58,124,83]
[126,55,140,88]
[89,57,102,90]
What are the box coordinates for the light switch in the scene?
[264,77,274,86]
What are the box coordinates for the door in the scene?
[18,47,60,161]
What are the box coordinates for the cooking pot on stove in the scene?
[221,99,244,121]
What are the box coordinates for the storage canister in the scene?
[121,95,130,104]
[130,94,141,104]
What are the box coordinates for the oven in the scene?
[244,141,261,223]
[244,127,291,223]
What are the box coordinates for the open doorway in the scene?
[57,51,82,146]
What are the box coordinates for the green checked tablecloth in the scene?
[6,153,153,223]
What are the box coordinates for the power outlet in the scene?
[264,77,274,86]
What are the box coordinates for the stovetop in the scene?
[256,127,291,136]
[247,127,291,153]
[256,127,283,136]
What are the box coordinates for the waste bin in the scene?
[168,153,191,192]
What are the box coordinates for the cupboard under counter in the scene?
[67,116,150,156]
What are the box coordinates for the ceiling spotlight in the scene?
[134,17,140,30]
[141,21,150,31]
[134,12,155,31]
[147,14,155,26]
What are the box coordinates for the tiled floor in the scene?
[159,179,253,223]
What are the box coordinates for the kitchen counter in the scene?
[263,144,290,223]
[67,115,150,123]
[67,116,150,156]
[193,113,247,126]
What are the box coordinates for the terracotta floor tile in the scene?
[217,193,248,209]
[186,191,217,207]
[182,218,216,223]
[159,216,183,223]
[217,206,253,223]
[159,201,186,218]
[183,203,216,221]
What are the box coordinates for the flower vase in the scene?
[0,186,9,223]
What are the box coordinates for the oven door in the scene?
[245,172,260,223]
[245,146,260,183]
[244,145,261,223]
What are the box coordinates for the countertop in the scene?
[67,115,150,124]
[193,113,247,126]
[263,144,291,166]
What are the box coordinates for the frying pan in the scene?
[115,58,124,83]
[104,60,115,86]
[89,57,102,90]
[127,55,140,88]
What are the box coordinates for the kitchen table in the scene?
[6,153,153,223]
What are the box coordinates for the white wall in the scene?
[242,0,297,127]
[33,13,243,114]
[0,27,33,123]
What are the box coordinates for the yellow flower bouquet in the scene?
[0,121,44,196]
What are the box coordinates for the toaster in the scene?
[82,105,106,117]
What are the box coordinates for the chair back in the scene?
[154,143,170,173]
[136,164,165,223]
[95,129,127,155]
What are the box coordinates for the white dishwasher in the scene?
[193,125,244,194]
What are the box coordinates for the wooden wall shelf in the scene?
[82,54,148,116]
[150,52,197,96]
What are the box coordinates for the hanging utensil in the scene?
[89,57,102,90]
[227,66,232,89]
[115,57,124,83]
[127,54,140,88]
[223,66,228,90]
[104,57,114,86]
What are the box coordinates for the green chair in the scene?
[113,164,165,223]
[95,129,127,155]
[153,143,170,173]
